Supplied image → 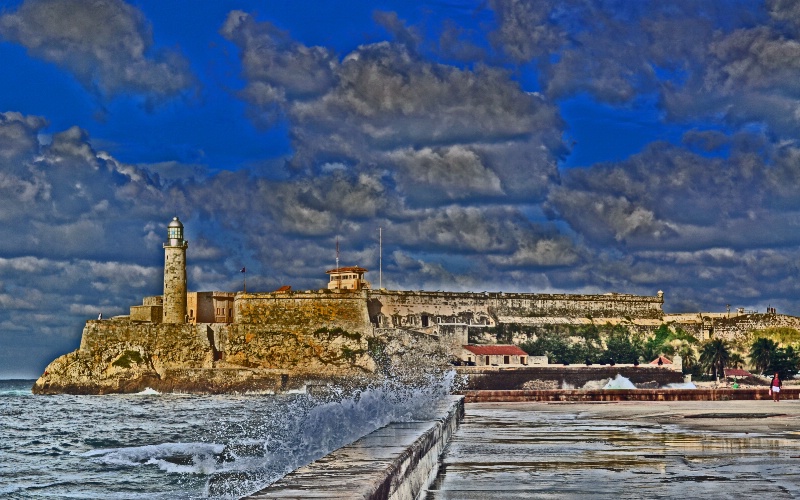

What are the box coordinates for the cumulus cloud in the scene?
[221,13,565,208]
[545,139,790,248]
[0,0,195,100]
[386,146,504,202]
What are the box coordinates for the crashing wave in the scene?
[602,374,638,389]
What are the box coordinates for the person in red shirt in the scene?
[770,372,782,402]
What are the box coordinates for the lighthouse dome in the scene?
[167,216,184,246]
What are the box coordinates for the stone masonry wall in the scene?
[221,323,375,376]
[368,290,664,329]
[235,290,372,335]
[709,313,800,343]
[79,319,213,372]
[490,293,663,320]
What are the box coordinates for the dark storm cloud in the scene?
[0,0,195,100]
[486,0,800,133]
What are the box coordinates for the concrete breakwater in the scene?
[245,396,464,499]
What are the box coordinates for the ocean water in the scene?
[0,376,453,499]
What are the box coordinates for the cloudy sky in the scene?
[2,0,800,377]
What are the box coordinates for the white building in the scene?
[461,344,530,367]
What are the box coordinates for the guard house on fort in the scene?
[327,266,371,291]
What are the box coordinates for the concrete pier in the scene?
[245,390,800,499]
[245,396,464,499]
[425,400,800,499]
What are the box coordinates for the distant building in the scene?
[461,344,529,366]
[326,266,371,291]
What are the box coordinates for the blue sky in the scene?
[2,0,800,377]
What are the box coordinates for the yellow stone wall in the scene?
[235,290,372,334]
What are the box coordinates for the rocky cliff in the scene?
[32,319,383,394]
[32,317,453,395]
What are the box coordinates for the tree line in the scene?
[491,323,800,379]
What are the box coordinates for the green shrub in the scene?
[112,350,144,369]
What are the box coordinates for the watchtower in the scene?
[163,216,188,323]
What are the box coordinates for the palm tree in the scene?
[676,343,697,374]
[727,352,745,369]
[749,337,778,375]
[700,338,731,380]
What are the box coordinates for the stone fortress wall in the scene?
[233,288,666,335]
[235,290,373,335]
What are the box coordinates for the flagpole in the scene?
[379,227,382,290]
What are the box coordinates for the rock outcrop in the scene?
[32,319,379,395]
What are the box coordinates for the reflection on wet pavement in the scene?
[425,401,800,499]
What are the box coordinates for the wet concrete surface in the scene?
[424,400,800,499]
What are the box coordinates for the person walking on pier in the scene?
[770,372,782,402]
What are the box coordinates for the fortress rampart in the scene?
[235,290,373,335]
[366,290,665,331]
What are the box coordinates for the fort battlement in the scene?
[366,289,664,332]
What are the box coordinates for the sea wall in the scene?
[459,366,685,390]
[245,396,464,500]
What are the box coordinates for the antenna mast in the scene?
[379,227,382,289]
[336,237,340,288]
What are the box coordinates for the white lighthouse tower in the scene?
[163,216,188,323]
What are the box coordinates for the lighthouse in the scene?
[163,216,188,323]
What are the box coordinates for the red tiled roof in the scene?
[275,285,291,292]
[325,266,368,274]
[463,344,528,356]
[725,368,753,377]
[649,355,673,365]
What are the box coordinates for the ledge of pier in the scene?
[244,395,464,500]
